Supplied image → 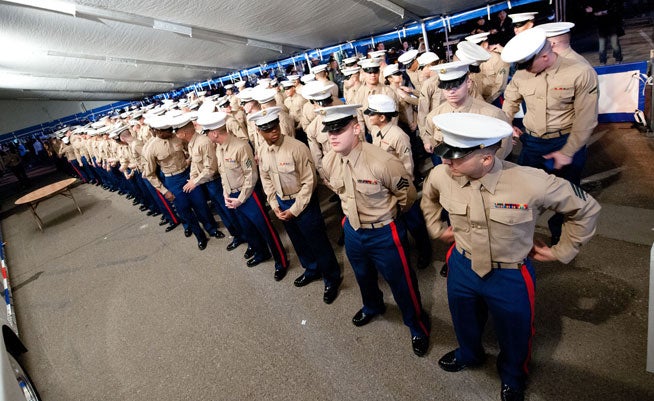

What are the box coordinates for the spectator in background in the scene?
[585,0,624,65]
[490,10,514,46]
[471,16,490,34]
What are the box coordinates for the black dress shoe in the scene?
[139,205,148,211]
[118,190,126,195]
[323,277,343,304]
[126,194,134,199]
[352,306,385,327]
[246,253,271,267]
[152,211,161,217]
[158,220,169,226]
[274,268,287,281]
[412,336,429,357]
[212,230,225,239]
[293,273,321,287]
[438,350,483,372]
[165,223,179,232]
[184,228,192,238]
[440,263,448,277]
[501,384,525,401]
[226,237,242,251]
[198,237,208,251]
[243,247,255,260]
[417,254,431,270]
[147,210,156,216]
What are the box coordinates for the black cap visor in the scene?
[363,67,380,74]
[438,75,468,90]
[256,118,280,132]
[434,142,480,159]
[322,115,355,132]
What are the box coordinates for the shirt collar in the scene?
[341,141,363,166]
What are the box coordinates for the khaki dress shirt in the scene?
[259,135,316,216]
[216,134,257,204]
[322,142,416,225]
[143,136,188,195]
[188,133,218,185]
[421,157,601,264]
[502,55,599,157]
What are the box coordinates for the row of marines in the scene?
[52,23,601,401]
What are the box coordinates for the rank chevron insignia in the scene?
[396,177,409,190]
[570,182,587,201]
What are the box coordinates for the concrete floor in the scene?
[1,122,653,401]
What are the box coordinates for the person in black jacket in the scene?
[585,0,624,65]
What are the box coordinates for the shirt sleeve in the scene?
[420,167,449,239]
[288,146,316,216]
[193,141,217,186]
[541,174,602,263]
[501,77,523,121]
[560,68,599,157]
[237,144,257,204]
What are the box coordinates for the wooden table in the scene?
[15,178,82,231]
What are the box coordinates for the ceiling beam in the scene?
[364,0,422,22]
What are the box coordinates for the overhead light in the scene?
[3,0,77,16]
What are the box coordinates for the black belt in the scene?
[457,247,524,269]
[525,129,571,140]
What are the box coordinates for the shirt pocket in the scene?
[441,197,470,233]
[489,208,534,239]
[549,88,575,109]
[278,163,300,194]
[330,177,345,195]
[225,161,244,189]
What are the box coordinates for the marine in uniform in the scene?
[302,81,344,182]
[201,112,290,281]
[420,112,601,401]
[311,64,340,100]
[251,107,343,303]
[353,58,399,135]
[341,66,362,105]
[172,112,227,240]
[320,104,431,357]
[539,22,591,66]
[216,96,250,141]
[465,32,510,105]
[423,61,513,165]
[416,52,443,136]
[143,115,209,250]
[501,28,599,244]
[365,94,432,270]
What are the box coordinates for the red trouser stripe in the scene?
[520,264,536,375]
[155,190,178,225]
[444,242,456,274]
[252,191,287,268]
[69,162,86,182]
[341,216,346,227]
[389,221,429,336]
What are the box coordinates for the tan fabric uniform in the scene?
[421,157,601,265]
[502,55,599,157]
[354,83,399,132]
[259,135,316,216]
[226,114,249,141]
[370,124,414,180]
[143,136,188,195]
[322,142,416,225]
[215,134,257,204]
[188,133,218,185]
[480,50,509,103]
[284,92,307,126]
